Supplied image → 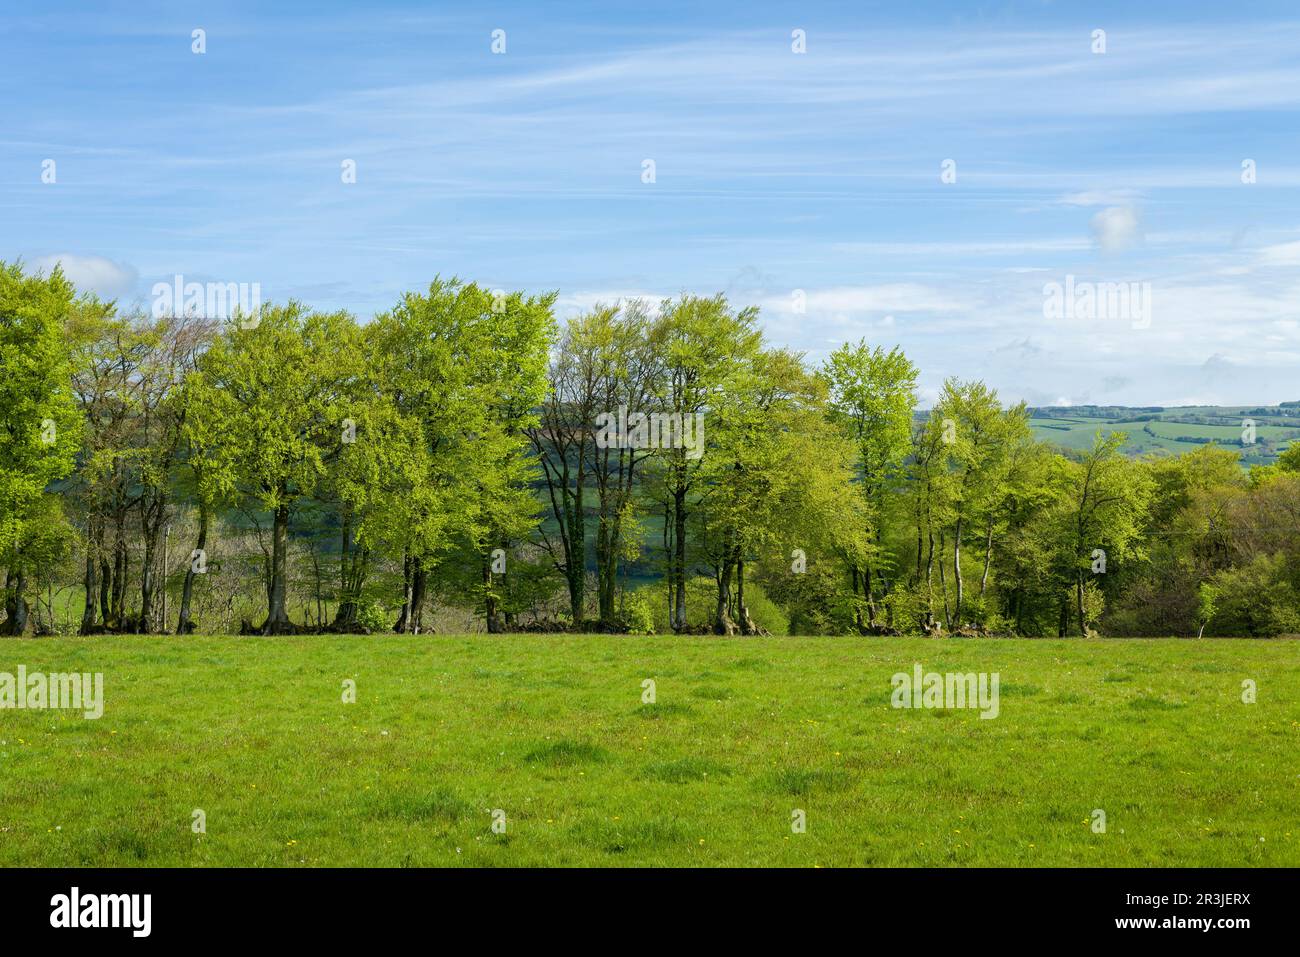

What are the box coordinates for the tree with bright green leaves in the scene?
[327,355,427,631]
[0,262,84,634]
[644,294,762,632]
[983,439,1065,635]
[528,308,609,622]
[699,347,862,634]
[931,378,1024,627]
[363,281,483,632]
[530,301,659,625]
[173,370,223,635]
[905,409,955,630]
[365,279,554,633]
[132,313,214,632]
[66,295,134,632]
[969,404,1034,612]
[1052,431,1155,636]
[183,304,365,633]
[1104,443,1247,637]
[822,341,918,630]
[465,287,555,632]
[584,301,657,623]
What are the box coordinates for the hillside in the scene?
[1022,404,1300,467]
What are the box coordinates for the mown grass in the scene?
[0,635,1297,867]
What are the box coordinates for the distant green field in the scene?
[1027,404,1299,463]
[1,635,1296,867]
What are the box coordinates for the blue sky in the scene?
[3,0,1299,406]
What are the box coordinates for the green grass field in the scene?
[1,635,1297,867]
[1025,406,1298,463]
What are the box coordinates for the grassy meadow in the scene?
[1024,403,1300,467]
[0,634,1297,867]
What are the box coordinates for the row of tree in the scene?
[3,260,1298,637]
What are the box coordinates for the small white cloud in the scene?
[31,254,137,299]
[1060,189,1141,207]
[1090,206,1143,252]
[1259,241,1300,266]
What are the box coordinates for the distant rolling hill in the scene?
[1022,403,1300,467]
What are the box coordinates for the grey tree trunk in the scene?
[952,513,964,625]
[80,520,100,634]
[672,487,687,631]
[261,502,292,634]
[177,503,208,634]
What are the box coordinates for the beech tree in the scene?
[700,347,861,634]
[645,294,762,632]
[585,302,658,622]
[529,308,608,622]
[184,304,364,633]
[931,379,1014,627]
[823,341,918,631]
[466,287,555,632]
[365,279,554,633]
[530,301,657,624]
[0,262,83,635]
[1053,432,1154,636]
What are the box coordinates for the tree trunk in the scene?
[851,565,866,633]
[913,520,924,586]
[938,532,952,628]
[663,500,675,629]
[139,492,168,634]
[394,553,427,634]
[395,550,413,632]
[261,502,292,634]
[483,557,503,633]
[952,512,964,625]
[713,558,737,635]
[111,511,127,627]
[2,570,29,636]
[978,522,994,598]
[863,564,877,629]
[99,556,112,625]
[80,520,100,634]
[595,509,623,623]
[672,486,687,632]
[924,525,936,627]
[332,512,363,631]
[566,475,585,624]
[408,560,427,633]
[736,556,760,635]
[567,562,584,624]
[139,533,157,634]
[1076,571,1087,637]
[176,503,208,635]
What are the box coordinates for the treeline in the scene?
[3,260,1300,638]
